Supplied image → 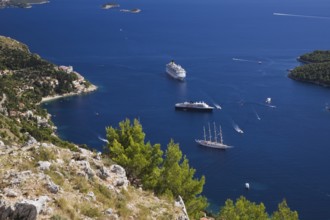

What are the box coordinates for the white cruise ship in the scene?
[175,101,214,112]
[166,60,186,80]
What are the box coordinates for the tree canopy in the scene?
[217,196,298,220]
[105,118,207,218]
[289,50,330,86]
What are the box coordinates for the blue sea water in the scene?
[1,0,330,218]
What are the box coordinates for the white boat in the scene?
[233,123,244,134]
[265,97,271,104]
[175,101,214,112]
[245,183,250,189]
[166,60,186,81]
[195,122,232,149]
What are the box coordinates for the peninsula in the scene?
[289,50,330,87]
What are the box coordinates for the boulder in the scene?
[0,205,13,220]
[46,180,59,194]
[110,165,126,176]
[0,203,37,220]
[12,203,37,220]
[97,166,111,180]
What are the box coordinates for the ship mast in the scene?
[219,125,223,144]
[213,122,217,143]
[203,126,206,141]
[208,123,212,142]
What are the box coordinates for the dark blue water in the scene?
[2,0,330,218]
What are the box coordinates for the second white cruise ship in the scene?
[166,60,186,80]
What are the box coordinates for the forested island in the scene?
[0,0,48,9]
[0,36,299,219]
[289,50,330,86]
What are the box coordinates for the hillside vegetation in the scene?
[0,36,95,149]
[289,50,330,86]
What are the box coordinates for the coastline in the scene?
[40,84,98,104]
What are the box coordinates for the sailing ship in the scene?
[195,122,232,149]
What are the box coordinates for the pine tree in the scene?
[272,200,299,220]
[156,140,208,218]
[105,118,163,188]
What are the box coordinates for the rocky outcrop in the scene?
[0,142,185,219]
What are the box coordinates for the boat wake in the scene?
[273,12,330,20]
[232,122,244,134]
[233,58,250,62]
[233,58,262,64]
[214,103,222,110]
[254,110,261,120]
[98,136,109,144]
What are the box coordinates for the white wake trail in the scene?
[98,136,109,144]
[273,13,330,20]
[232,122,244,134]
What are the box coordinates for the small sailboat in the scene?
[245,183,250,190]
[195,122,232,149]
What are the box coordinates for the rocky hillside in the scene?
[0,138,188,219]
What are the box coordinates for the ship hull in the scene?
[166,71,185,81]
[195,139,231,149]
[175,106,213,112]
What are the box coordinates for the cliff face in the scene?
[0,36,188,219]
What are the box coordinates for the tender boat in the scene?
[175,101,214,112]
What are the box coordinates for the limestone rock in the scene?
[20,196,49,214]
[97,166,111,180]
[75,160,95,178]
[38,161,51,171]
[87,191,96,201]
[110,165,129,189]
[105,208,113,215]
[25,136,37,146]
[9,170,32,185]
[46,180,59,194]
[4,188,19,198]
[110,164,126,176]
